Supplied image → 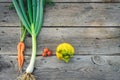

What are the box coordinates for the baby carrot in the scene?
[17,41,25,72]
[17,46,21,71]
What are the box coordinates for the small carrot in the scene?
[17,41,25,72]
[17,46,21,71]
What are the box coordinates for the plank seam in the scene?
[1,2,120,3]
[1,53,120,56]
[0,26,120,28]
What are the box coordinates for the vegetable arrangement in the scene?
[12,0,53,80]
[12,0,74,79]
[56,43,75,62]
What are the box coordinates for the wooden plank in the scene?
[0,0,11,3]
[0,27,120,55]
[0,3,20,26]
[1,3,120,26]
[54,0,120,2]
[1,0,120,3]
[0,55,120,80]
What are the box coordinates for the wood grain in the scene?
[1,3,120,26]
[0,27,119,55]
[0,55,120,80]
[0,1,120,80]
[1,0,120,3]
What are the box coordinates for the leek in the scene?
[12,0,46,80]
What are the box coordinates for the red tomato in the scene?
[42,52,47,57]
[43,48,49,53]
[47,51,52,56]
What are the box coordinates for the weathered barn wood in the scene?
[0,0,120,80]
[1,0,120,3]
[0,27,120,55]
[0,55,120,80]
[1,3,120,26]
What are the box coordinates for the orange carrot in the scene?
[17,47,21,71]
[17,41,25,72]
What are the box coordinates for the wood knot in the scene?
[91,55,106,66]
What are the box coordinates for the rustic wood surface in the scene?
[0,55,120,80]
[0,0,120,80]
[1,3,120,26]
[1,0,120,2]
[0,27,120,55]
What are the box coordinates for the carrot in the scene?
[17,41,25,72]
[17,46,21,71]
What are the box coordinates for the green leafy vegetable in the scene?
[12,0,53,80]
